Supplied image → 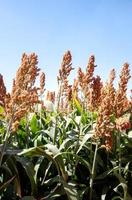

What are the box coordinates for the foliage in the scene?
[0,52,132,199]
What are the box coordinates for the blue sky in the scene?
[0,0,132,94]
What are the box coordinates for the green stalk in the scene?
[39,95,42,127]
[53,114,58,145]
[90,112,93,165]
[53,80,62,145]
[89,142,98,200]
[57,81,62,112]
[118,131,121,175]
[0,119,12,166]
[25,114,30,148]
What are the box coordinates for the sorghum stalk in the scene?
[90,112,94,165]
[117,131,121,175]
[25,114,30,148]
[57,50,73,112]
[89,142,98,200]
[39,71,45,126]
[0,119,12,166]
[53,113,58,145]
[56,81,62,112]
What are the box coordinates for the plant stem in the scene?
[40,95,43,127]
[25,114,30,148]
[89,142,98,200]
[118,132,121,175]
[90,112,93,165]
[53,114,58,145]
[0,120,12,166]
[56,81,62,112]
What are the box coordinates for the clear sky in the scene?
[0,0,132,94]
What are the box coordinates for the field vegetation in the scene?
[0,51,132,200]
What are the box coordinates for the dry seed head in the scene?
[12,121,20,132]
[87,75,103,111]
[109,68,116,84]
[0,74,6,107]
[66,85,72,101]
[116,115,131,131]
[77,67,85,89]
[40,72,45,95]
[86,55,95,84]
[77,55,96,109]
[5,53,41,131]
[73,79,78,92]
[15,53,40,90]
[114,63,131,117]
[46,91,55,103]
[101,69,116,113]
[130,90,132,112]
[63,50,72,66]
[57,51,73,111]
[72,78,78,98]
[58,51,73,81]
[94,91,115,150]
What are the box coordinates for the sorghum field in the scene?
[0,51,132,200]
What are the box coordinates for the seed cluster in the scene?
[95,64,131,150]
[114,63,131,117]
[0,51,131,149]
[57,51,74,111]
[4,53,43,131]
[40,72,45,95]
[46,91,55,103]
[0,74,6,107]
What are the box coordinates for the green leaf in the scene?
[0,106,4,115]
[111,197,123,200]
[44,144,68,181]
[59,138,73,151]
[0,164,13,177]
[0,176,16,193]
[21,196,36,200]
[73,98,82,115]
[16,157,36,195]
[30,114,40,133]
[57,152,91,174]
[6,156,21,197]
[45,144,59,155]
[96,166,119,180]
[54,154,68,182]
[42,183,64,200]
[49,127,56,140]
[18,147,61,178]
[62,180,79,200]
[76,133,93,154]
